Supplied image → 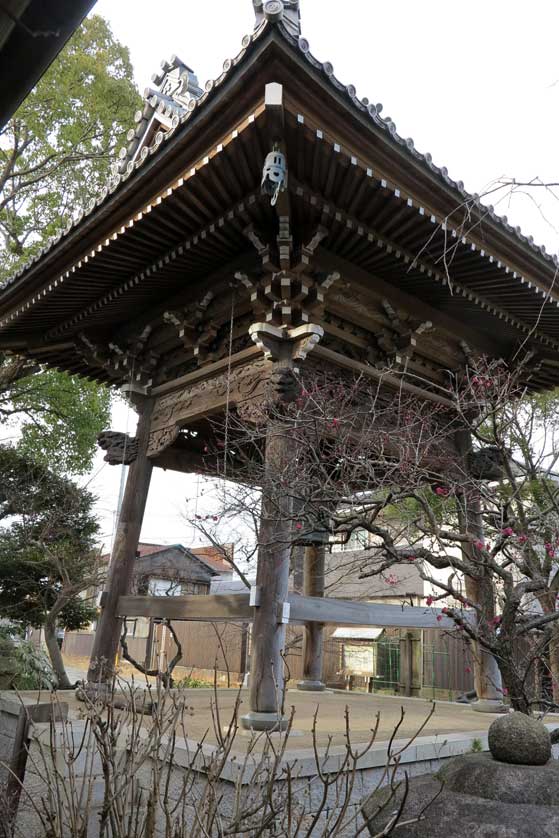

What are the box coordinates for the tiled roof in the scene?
[3,7,557,295]
[100,541,170,562]
[100,541,233,575]
[191,545,235,575]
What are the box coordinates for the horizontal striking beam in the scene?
[119,593,252,622]
[118,593,463,630]
[289,594,460,629]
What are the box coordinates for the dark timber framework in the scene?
[2,1,559,725]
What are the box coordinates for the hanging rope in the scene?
[222,286,236,479]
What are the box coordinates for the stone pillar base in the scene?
[240,711,289,732]
[471,699,507,714]
[79,682,112,703]
[297,679,326,692]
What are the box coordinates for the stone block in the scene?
[363,755,559,837]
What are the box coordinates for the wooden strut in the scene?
[117,591,462,630]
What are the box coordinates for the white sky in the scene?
[86,0,559,552]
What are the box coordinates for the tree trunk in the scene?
[44,619,72,690]
[498,654,531,714]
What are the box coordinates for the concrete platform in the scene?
[5,687,559,838]
[132,687,556,764]
[161,688,508,753]
[9,686,559,759]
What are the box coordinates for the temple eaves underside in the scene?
[1,5,559,402]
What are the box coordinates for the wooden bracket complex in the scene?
[248,322,323,366]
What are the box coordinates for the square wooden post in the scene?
[297,543,326,691]
[241,420,293,731]
[455,429,504,712]
[87,397,154,688]
[3,701,68,833]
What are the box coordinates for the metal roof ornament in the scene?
[261,146,287,206]
[253,1,301,36]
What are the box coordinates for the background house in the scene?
[62,542,234,663]
[61,535,474,698]
[132,542,234,596]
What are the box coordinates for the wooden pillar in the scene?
[87,397,154,687]
[455,429,503,711]
[241,420,292,731]
[298,543,326,691]
[401,632,414,697]
[239,622,250,680]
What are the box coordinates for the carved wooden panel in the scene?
[147,358,272,457]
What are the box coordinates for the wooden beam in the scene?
[147,356,271,457]
[313,344,455,407]
[299,545,326,690]
[87,398,154,685]
[5,702,68,828]
[150,345,262,396]
[117,592,462,630]
[288,594,460,630]
[152,445,258,485]
[313,248,507,359]
[119,593,252,621]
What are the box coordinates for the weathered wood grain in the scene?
[118,592,462,630]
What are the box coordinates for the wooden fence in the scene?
[422,629,475,696]
[63,624,476,696]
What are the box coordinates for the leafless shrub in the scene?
[2,680,438,837]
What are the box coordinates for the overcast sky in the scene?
[87,0,559,552]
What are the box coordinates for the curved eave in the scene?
[0,23,281,312]
[1,21,559,393]
[3,20,558,307]
[0,0,97,128]
[271,26,559,296]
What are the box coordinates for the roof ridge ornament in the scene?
[151,56,203,110]
[253,1,301,37]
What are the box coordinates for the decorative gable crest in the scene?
[115,55,203,175]
[253,1,301,37]
[151,56,204,110]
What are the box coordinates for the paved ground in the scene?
[57,658,559,754]
[171,688,505,751]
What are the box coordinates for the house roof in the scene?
[0,0,97,129]
[2,4,559,390]
[190,545,235,575]
[101,541,234,577]
[332,627,384,641]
